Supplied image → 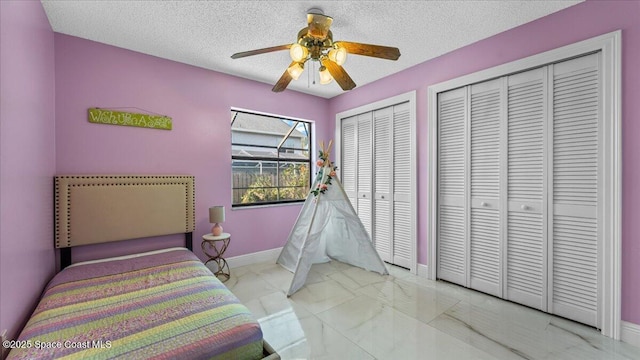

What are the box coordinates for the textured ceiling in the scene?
[41,0,582,98]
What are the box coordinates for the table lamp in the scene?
[209,206,225,236]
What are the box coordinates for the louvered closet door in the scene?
[469,80,503,297]
[437,87,467,285]
[357,113,373,237]
[550,53,600,327]
[505,68,548,311]
[392,102,412,268]
[373,106,393,262]
[341,116,358,208]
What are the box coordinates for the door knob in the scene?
[521,204,528,210]
[481,202,487,207]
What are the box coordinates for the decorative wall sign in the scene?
[88,108,172,130]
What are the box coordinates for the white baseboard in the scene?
[226,247,282,269]
[621,321,640,348]
[417,263,429,278]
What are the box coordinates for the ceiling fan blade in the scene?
[231,44,291,59]
[321,58,356,91]
[307,12,333,39]
[272,62,296,92]
[334,41,401,60]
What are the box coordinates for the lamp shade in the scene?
[289,44,308,62]
[319,66,333,84]
[328,47,347,66]
[287,62,304,80]
[209,206,225,223]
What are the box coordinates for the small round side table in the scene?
[202,232,231,282]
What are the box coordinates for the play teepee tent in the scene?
[277,141,388,296]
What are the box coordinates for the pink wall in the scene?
[0,1,56,339]
[328,0,640,324]
[54,34,331,263]
[4,0,637,339]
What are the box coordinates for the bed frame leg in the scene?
[186,232,193,251]
[61,248,71,269]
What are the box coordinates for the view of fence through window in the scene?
[231,110,312,207]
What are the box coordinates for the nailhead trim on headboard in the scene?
[54,175,196,249]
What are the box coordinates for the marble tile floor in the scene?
[226,261,640,360]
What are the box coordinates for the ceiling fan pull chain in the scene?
[312,61,316,85]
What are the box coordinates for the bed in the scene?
[7,175,278,360]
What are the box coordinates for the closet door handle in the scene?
[481,202,487,207]
[381,195,385,199]
[521,204,528,210]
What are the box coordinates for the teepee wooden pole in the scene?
[315,140,338,169]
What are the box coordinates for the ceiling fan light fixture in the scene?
[289,44,308,62]
[230,10,400,93]
[328,47,347,66]
[318,66,333,84]
[287,62,304,80]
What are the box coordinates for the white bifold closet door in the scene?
[341,114,373,238]
[341,98,415,270]
[373,106,393,262]
[437,87,467,285]
[470,79,503,297]
[550,53,600,326]
[436,52,600,328]
[372,102,413,268]
[505,67,548,311]
[357,113,373,237]
[392,102,412,268]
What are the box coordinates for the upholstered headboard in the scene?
[55,175,195,267]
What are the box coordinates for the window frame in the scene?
[231,109,313,208]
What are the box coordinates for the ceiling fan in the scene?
[231,8,401,93]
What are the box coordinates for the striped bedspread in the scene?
[8,248,263,360]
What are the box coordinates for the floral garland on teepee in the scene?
[311,140,337,197]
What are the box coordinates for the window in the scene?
[231,110,312,207]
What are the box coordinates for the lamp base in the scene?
[212,223,223,236]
